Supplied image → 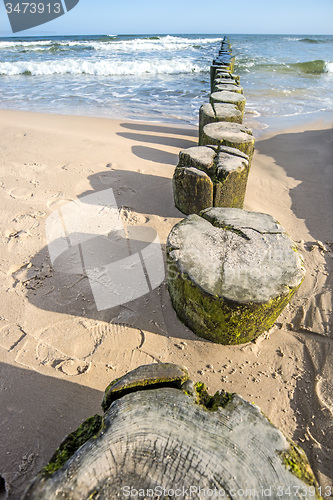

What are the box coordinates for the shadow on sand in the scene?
[0,361,103,499]
[119,122,198,138]
[12,167,197,342]
[257,127,333,484]
[256,128,333,242]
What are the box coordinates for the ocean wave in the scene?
[299,38,320,44]
[284,37,321,44]
[89,38,194,52]
[290,59,332,74]
[0,40,52,48]
[0,58,207,76]
[283,36,332,45]
[237,58,332,75]
[0,35,221,53]
[283,37,303,42]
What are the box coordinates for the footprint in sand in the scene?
[9,187,34,200]
[315,346,333,416]
[0,319,156,378]
[47,194,73,210]
[291,288,332,336]
[5,229,32,242]
[5,212,45,247]
[0,323,26,351]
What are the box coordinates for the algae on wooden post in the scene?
[213,83,243,94]
[102,362,189,411]
[216,69,240,84]
[173,166,214,215]
[210,90,246,115]
[214,74,240,84]
[22,363,320,500]
[199,103,242,144]
[41,415,103,477]
[210,65,230,90]
[200,122,255,161]
[212,71,241,92]
[173,146,250,214]
[167,208,305,344]
[214,148,250,208]
[212,55,235,73]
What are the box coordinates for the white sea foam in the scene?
[325,61,333,73]
[0,58,207,76]
[89,40,192,52]
[283,37,303,42]
[0,40,52,48]
[0,35,221,53]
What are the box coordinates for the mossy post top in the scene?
[201,122,255,155]
[178,144,249,177]
[167,208,306,304]
[210,90,246,106]
[102,363,189,411]
[203,121,253,139]
[22,363,320,499]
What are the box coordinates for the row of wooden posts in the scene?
[173,36,255,215]
[167,38,305,346]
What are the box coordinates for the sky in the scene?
[0,0,333,37]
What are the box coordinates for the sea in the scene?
[0,33,332,132]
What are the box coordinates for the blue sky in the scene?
[0,0,333,37]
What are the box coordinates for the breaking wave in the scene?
[290,59,332,74]
[0,35,222,54]
[0,58,207,76]
[299,38,321,44]
[236,58,333,75]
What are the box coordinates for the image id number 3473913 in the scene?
[5,2,61,13]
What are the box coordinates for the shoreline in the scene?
[1,105,332,138]
[0,109,332,497]
[248,109,333,139]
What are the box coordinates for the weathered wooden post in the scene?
[167,208,305,344]
[200,121,255,159]
[213,82,243,93]
[197,92,247,140]
[173,145,250,214]
[22,363,319,499]
[199,103,243,144]
[210,90,246,115]
[201,41,247,140]
[210,56,236,87]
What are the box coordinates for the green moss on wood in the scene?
[200,131,254,161]
[195,382,235,411]
[167,256,304,344]
[280,440,322,499]
[173,166,213,215]
[102,371,189,412]
[42,415,103,477]
[103,376,123,397]
[214,165,249,209]
[173,146,250,215]
[198,104,242,145]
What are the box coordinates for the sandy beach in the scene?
[0,109,332,498]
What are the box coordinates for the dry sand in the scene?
[0,109,332,498]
